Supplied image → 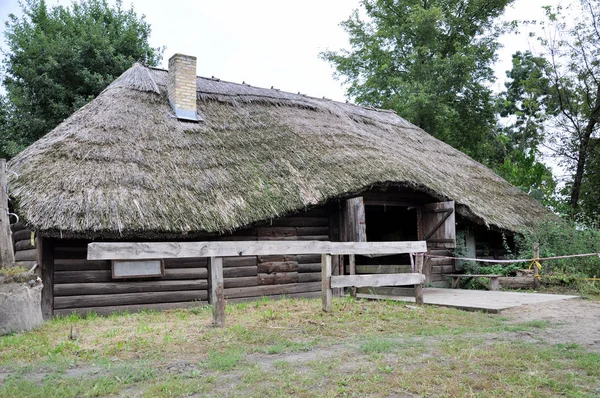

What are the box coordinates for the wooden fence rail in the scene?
[88,240,427,327]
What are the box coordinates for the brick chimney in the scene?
[168,53,200,121]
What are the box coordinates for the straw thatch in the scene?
[8,63,551,238]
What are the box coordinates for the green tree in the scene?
[321,0,514,164]
[1,0,163,158]
[495,51,556,205]
[539,0,600,214]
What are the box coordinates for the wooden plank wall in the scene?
[51,207,331,316]
[10,222,39,275]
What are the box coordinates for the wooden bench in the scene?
[448,274,501,291]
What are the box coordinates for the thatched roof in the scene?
[8,63,550,238]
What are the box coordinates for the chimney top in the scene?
[168,54,201,122]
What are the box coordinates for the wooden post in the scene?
[533,243,540,290]
[321,254,332,312]
[209,256,225,327]
[414,253,424,304]
[348,254,357,298]
[39,238,54,320]
[0,159,15,268]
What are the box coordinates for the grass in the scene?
[0,297,599,397]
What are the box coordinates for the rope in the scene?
[426,252,600,264]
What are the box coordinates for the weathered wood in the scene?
[209,257,225,327]
[415,253,424,274]
[54,267,207,284]
[414,284,423,305]
[257,261,299,273]
[257,227,296,238]
[11,229,32,242]
[357,286,415,297]
[269,217,329,227]
[420,201,456,249]
[431,265,454,274]
[224,281,321,299]
[54,280,208,296]
[343,197,367,242]
[54,290,209,309]
[497,276,535,289]
[296,254,321,264]
[298,272,321,283]
[259,254,295,263]
[14,248,37,262]
[54,259,111,271]
[258,272,299,285]
[164,258,208,268]
[322,254,332,312]
[54,246,87,259]
[224,276,260,288]
[449,274,501,291]
[299,263,323,273]
[88,240,428,260]
[223,256,257,267]
[53,300,209,316]
[297,226,329,236]
[0,159,15,267]
[10,221,26,233]
[356,264,412,274]
[223,266,258,278]
[15,239,35,251]
[40,238,54,319]
[227,291,321,304]
[331,273,425,288]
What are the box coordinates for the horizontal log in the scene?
[258,272,299,285]
[357,286,415,297]
[223,266,258,278]
[330,273,425,288]
[15,240,35,251]
[427,257,454,266]
[53,300,209,317]
[258,261,299,273]
[224,281,321,299]
[258,255,295,263]
[12,229,33,242]
[10,221,27,232]
[163,258,207,268]
[297,235,329,241]
[15,249,37,262]
[54,290,208,309]
[356,265,412,274]
[217,235,258,241]
[298,263,321,273]
[227,291,321,304]
[269,217,329,227]
[54,267,208,283]
[296,226,329,236]
[88,241,428,260]
[54,259,110,271]
[223,256,257,267]
[224,276,260,289]
[498,276,535,289]
[428,249,452,256]
[257,227,296,238]
[54,280,208,296]
[298,272,321,283]
[296,254,321,264]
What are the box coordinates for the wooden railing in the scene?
[88,240,427,326]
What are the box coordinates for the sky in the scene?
[0,0,563,102]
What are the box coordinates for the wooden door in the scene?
[418,201,456,249]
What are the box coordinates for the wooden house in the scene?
[7,54,551,318]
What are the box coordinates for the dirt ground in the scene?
[503,297,600,352]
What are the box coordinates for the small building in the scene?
[7,54,550,318]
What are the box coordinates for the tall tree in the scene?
[1,0,163,158]
[321,0,514,164]
[539,0,600,212]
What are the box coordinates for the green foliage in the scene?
[321,0,514,164]
[1,0,163,158]
[514,219,600,277]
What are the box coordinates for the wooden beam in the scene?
[0,159,15,268]
[40,238,54,320]
[209,257,225,327]
[321,254,332,312]
[330,273,425,289]
[88,241,427,260]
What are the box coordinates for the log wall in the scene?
[49,207,331,316]
[10,222,39,277]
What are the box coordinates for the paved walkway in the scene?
[358,288,578,313]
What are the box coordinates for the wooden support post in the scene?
[39,238,54,320]
[0,159,15,268]
[348,254,356,298]
[414,253,424,304]
[321,254,332,312]
[209,257,225,327]
[533,243,540,290]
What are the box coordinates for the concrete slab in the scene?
[357,288,579,313]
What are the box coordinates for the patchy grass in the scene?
[0,297,599,397]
